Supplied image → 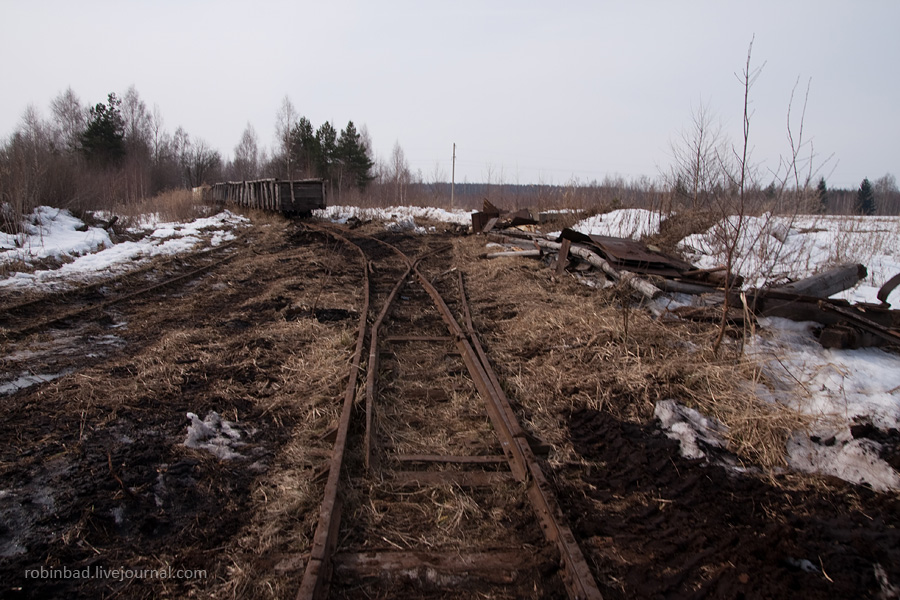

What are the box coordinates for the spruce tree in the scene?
[816,177,828,213]
[857,177,876,215]
[289,117,317,178]
[337,121,374,191]
[315,122,337,183]
[80,93,125,164]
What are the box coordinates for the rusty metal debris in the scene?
[476,214,900,350]
[480,222,720,300]
[472,199,538,232]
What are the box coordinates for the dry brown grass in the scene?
[453,235,813,469]
[107,188,213,228]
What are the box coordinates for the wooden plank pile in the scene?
[477,213,900,350]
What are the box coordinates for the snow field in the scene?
[0,208,248,292]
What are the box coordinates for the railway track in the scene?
[298,224,601,599]
[0,236,246,340]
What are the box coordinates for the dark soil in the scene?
[561,407,900,599]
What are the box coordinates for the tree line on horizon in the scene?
[1,85,898,232]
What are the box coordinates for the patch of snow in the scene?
[787,432,900,493]
[1,206,111,264]
[567,209,661,240]
[750,317,900,430]
[183,411,250,460]
[384,215,426,234]
[0,208,248,293]
[654,399,727,459]
[679,213,900,302]
[315,205,475,227]
[0,370,72,396]
[748,316,900,490]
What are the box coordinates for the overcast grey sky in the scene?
[1,1,897,188]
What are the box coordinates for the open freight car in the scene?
[207,178,326,216]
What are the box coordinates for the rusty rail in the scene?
[296,226,602,599]
[296,226,371,600]
[416,266,602,600]
[4,242,243,340]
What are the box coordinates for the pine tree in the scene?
[816,177,828,213]
[315,122,337,183]
[857,177,876,216]
[289,117,317,178]
[80,93,125,164]
[337,121,374,192]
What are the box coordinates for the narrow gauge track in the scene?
[0,236,246,340]
[298,224,601,599]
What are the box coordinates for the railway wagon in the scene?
[207,178,326,216]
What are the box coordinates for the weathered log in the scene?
[774,263,866,298]
[486,233,538,250]
[484,249,542,259]
[535,239,661,299]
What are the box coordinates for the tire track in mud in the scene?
[560,407,900,599]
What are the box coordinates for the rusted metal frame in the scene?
[416,270,527,480]
[878,272,900,305]
[364,262,414,472]
[456,271,604,600]
[296,229,371,600]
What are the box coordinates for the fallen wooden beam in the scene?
[818,301,900,346]
[773,263,866,298]
[535,239,662,299]
[332,550,541,586]
[484,249,542,259]
[656,278,723,295]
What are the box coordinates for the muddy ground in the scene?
[1,215,898,599]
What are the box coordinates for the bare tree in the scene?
[49,87,86,153]
[120,85,152,152]
[183,137,221,188]
[233,123,259,181]
[275,96,298,179]
[119,85,154,201]
[874,173,899,214]
[150,103,165,164]
[666,102,725,212]
[389,140,411,204]
[0,105,52,229]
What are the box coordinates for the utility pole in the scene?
[451,142,456,209]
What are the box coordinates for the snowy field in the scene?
[1,208,248,292]
[2,204,899,490]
